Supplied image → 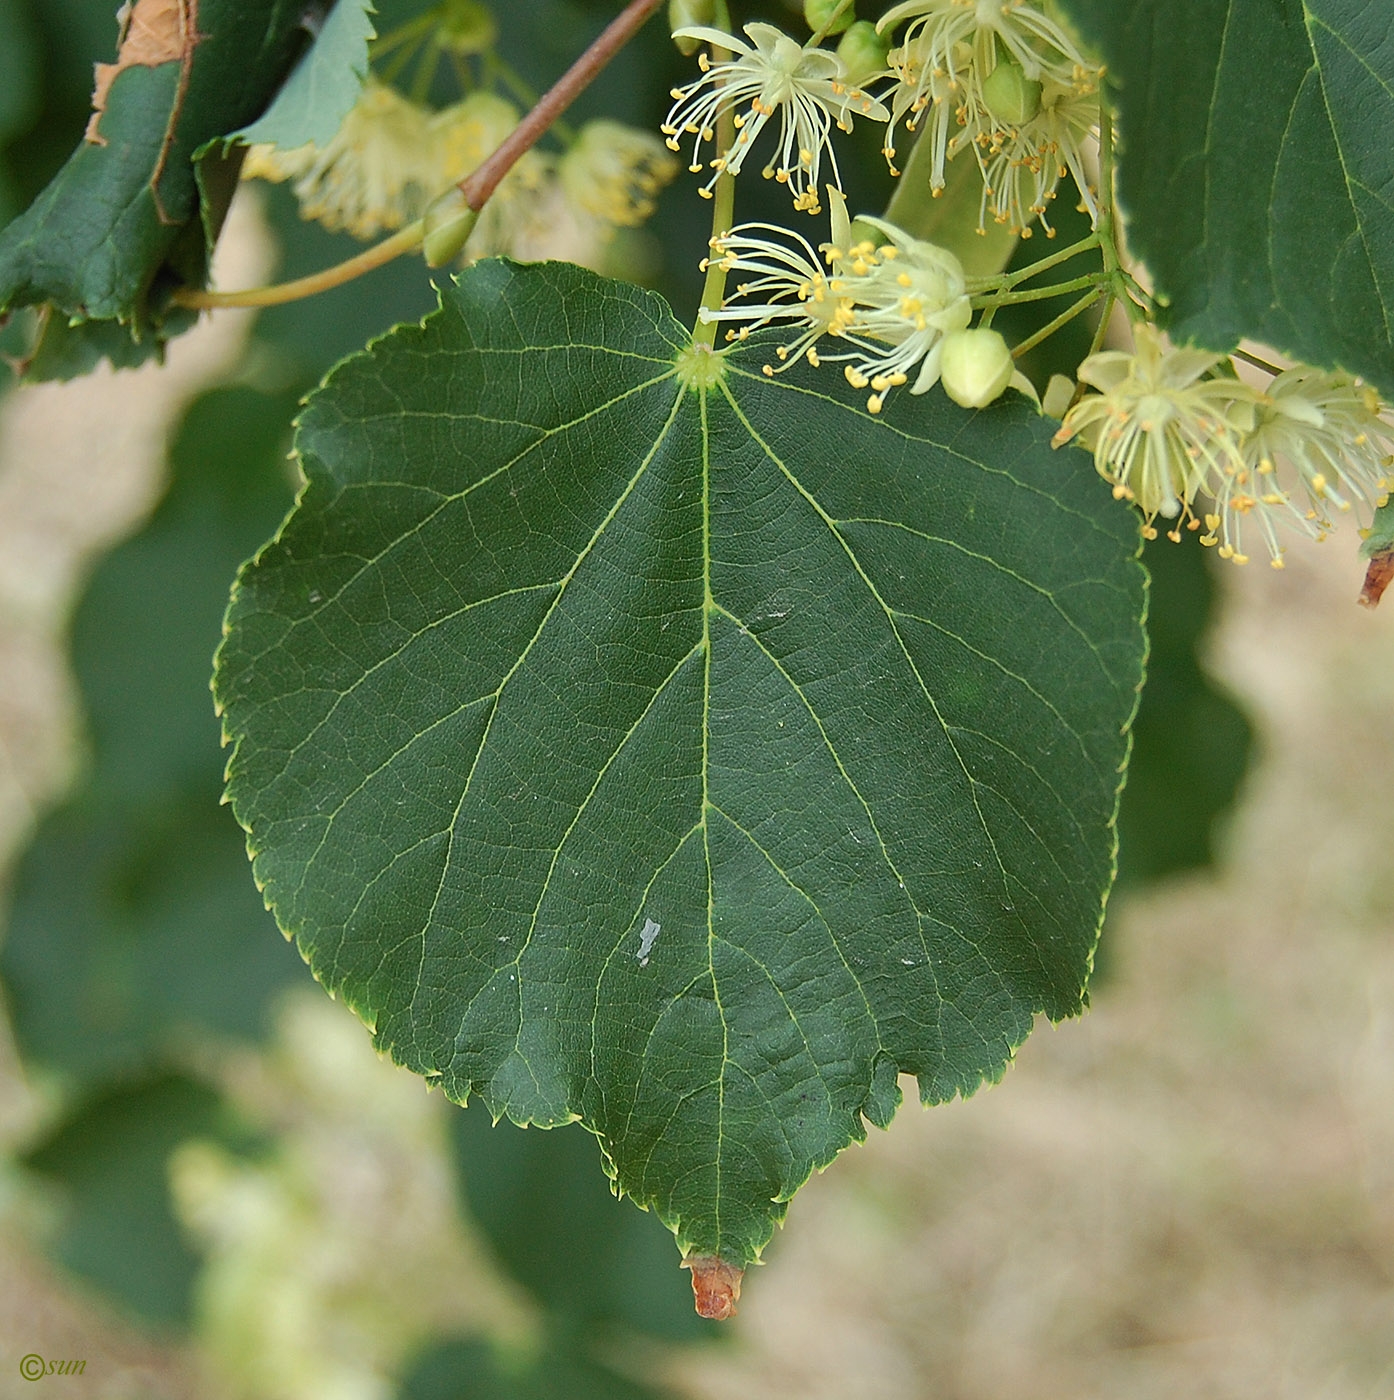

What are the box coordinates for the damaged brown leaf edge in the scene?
[683,1255,744,1321]
[87,0,201,224]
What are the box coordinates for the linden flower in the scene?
[1244,367,1394,529]
[464,149,553,261]
[832,215,973,409]
[701,194,972,412]
[242,79,437,238]
[432,91,519,184]
[1180,368,1394,569]
[427,92,558,262]
[558,120,679,227]
[877,0,1095,93]
[974,79,1100,234]
[1054,325,1261,545]
[1198,457,1313,568]
[878,0,1102,228]
[663,22,889,213]
[507,177,614,269]
[699,189,858,363]
[880,34,988,182]
[429,93,576,266]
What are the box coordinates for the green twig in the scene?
[174,221,427,309]
[179,0,663,312]
[1009,289,1104,360]
[968,232,1100,293]
[972,273,1103,311]
[1084,292,1116,359]
[457,0,663,210]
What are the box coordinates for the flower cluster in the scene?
[700,193,973,411]
[241,79,440,240]
[662,21,888,214]
[242,81,676,266]
[1054,327,1394,566]
[877,0,1104,235]
[661,3,1106,281]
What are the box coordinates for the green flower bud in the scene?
[940,328,1015,409]
[422,187,479,268]
[835,20,889,86]
[981,55,1043,127]
[805,0,854,36]
[669,0,717,55]
[438,0,498,56]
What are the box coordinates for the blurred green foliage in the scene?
[1,386,306,1081]
[400,1335,665,1400]
[23,1073,261,1328]
[450,1106,706,1342]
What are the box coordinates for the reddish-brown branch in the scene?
[458,0,664,210]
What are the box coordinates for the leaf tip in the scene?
[682,1254,743,1320]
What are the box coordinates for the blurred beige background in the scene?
[0,210,1391,1398]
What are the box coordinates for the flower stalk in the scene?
[1009,287,1104,360]
[693,1,737,346]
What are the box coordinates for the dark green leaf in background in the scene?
[399,1335,664,1400]
[22,1074,254,1329]
[255,182,442,375]
[1,386,304,1082]
[216,260,1146,1280]
[1114,538,1253,890]
[449,1105,705,1340]
[1060,0,1394,394]
[0,1,40,145]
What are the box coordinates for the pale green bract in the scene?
[214,260,1146,1275]
[233,0,377,150]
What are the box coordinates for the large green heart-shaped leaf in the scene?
[215,260,1145,1292]
[1061,0,1394,394]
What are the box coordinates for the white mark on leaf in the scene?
[637,917,661,968]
